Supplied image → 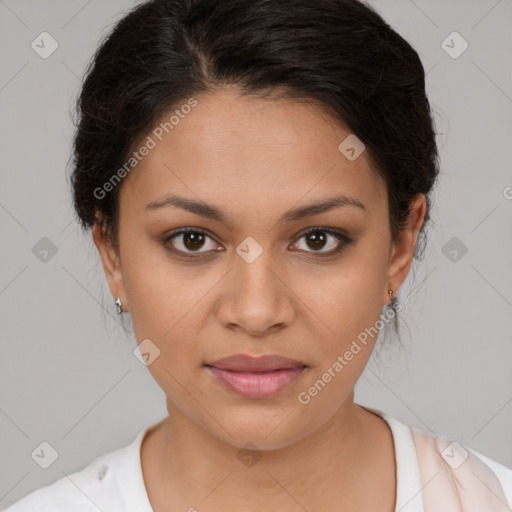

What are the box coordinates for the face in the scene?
[94,87,425,450]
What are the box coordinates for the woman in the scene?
[5,0,511,510]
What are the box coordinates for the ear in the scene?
[92,219,129,312]
[385,194,427,305]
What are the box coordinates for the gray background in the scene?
[1,0,511,508]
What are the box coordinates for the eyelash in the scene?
[162,227,353,259]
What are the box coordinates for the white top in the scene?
[4,406,512,511]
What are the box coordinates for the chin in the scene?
[204,402,312,451]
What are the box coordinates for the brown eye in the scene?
[182,231,205,251]
[304,230,328,250]
[163,228,220,255]
[292,228,351,255]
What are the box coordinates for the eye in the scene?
[163,228,221,256]
[291,227,352,256]
[162,226,353,259]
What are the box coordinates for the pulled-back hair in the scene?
[70,0,440,342]
[71,0,439,243]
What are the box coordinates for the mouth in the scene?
[204,354,307,399]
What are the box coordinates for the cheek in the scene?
[295,266,387,415]
[307,249,389,344]
[296,249,390,400]
[119,229,182,341]
[122,252,206,400]
[120,240,218,373]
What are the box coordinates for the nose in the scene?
[215,247,296,338]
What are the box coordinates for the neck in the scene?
[140,397,395,511]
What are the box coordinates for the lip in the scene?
[205,354,307,399]
[207,354,307,372]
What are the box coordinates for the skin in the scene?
[93,86,426,511]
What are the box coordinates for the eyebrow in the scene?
[145,194,366,223]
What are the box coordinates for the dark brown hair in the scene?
[70,0,440,343]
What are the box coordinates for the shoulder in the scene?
[3,458,115,511]
[411,425,512,509]
[361,405,512,510]
[2,426,151,512]
[466,444,512,504]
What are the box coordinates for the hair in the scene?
[69,0,440,349]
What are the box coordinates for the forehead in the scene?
[121,88,387,221]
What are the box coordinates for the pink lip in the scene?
[205,354,307,399]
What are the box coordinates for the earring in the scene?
[388,288,400,310]
[115,297,123,314]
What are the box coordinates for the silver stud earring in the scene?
[115,297,123,314]
[388,288,399,310]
